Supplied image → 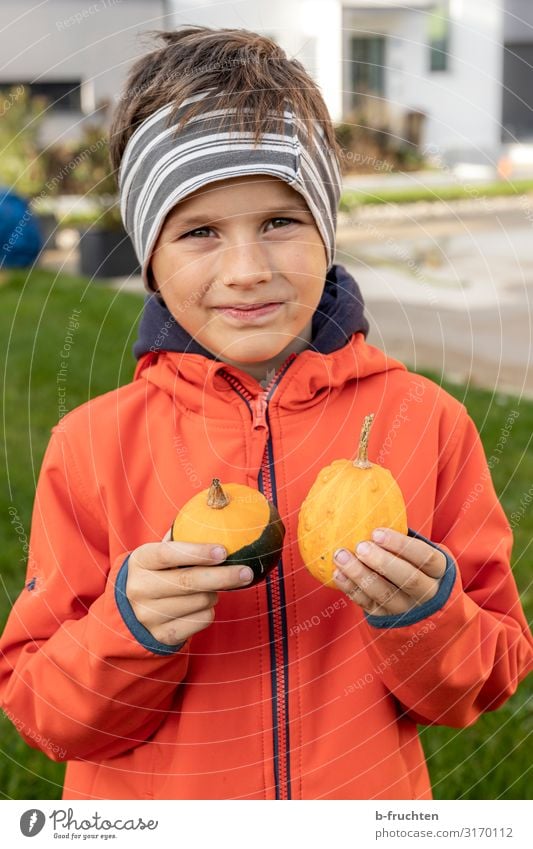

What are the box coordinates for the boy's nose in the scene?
[217,238,274,288]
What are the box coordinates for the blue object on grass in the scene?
[0,186,43,269]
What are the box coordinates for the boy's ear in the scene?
[147,267,161,295]
[147,267,166,306]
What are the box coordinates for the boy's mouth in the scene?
[213,302,284,321]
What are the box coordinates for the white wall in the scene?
[170,0,343,121]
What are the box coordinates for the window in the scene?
[0,81,82,112]
[350,36,385,108]
[428,3,450,72]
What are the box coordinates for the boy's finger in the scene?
[161,528,172,542]
[369,528,447,579]
[151,607,217,645]
[333,571,373,610]
[131,540,227,571]
[333,550,412,612]
[348,540,440,604]
[151,563,254,596]
[132,591,218,628]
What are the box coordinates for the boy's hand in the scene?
[125,530,254,645]
[333,528,447,616]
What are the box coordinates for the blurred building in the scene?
[0,0,170,145]
[170,0,532,165]
[0,0,531,164]
[340,0,504,165]
[502,0,533,143]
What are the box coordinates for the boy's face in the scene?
[150,175,328,367]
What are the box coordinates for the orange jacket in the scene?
[0,332,531,800]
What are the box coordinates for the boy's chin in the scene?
[208,331,301,362]
[202,328,312,368]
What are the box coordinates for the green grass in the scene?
[339,178,533,211]
[1,268,143,799]
[0,269,531,799]
[410,379,533,800]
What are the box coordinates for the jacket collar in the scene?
[134,333,407,416]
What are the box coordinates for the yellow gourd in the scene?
[297,414,407,588]
[171,478,285,587]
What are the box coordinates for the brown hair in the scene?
[108,26,342,179]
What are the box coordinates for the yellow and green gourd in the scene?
[171,478,285,587]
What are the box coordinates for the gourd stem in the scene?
[353,413,374,469]
[207,478,230,509]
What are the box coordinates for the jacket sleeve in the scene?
[360,405,533,727]
[0,424,190,762]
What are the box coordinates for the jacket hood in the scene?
[133,263,369,360]
[132,263,407,413]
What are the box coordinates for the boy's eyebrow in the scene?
[168,201,311,227]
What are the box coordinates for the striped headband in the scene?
[118,89,342,290]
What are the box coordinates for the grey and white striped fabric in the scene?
[118,89,342,290]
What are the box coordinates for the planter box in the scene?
[78,227,140,278]
[36,213,58,250]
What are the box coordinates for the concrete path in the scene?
[355,299,532,398]
[336,205,533,398]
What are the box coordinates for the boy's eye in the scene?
[268,217,296,229]
[182,227,212,238]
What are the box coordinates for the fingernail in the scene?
[372,529,387,543]
[356,542,371,556]
[334,548,350,565]
[334,569,348,583]
[211,546,227,562]
[239,567,253,583]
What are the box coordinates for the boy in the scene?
[0,26,531,801]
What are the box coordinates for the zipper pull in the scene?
[251,394,269,434]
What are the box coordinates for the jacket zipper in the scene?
[220,354,296,800]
